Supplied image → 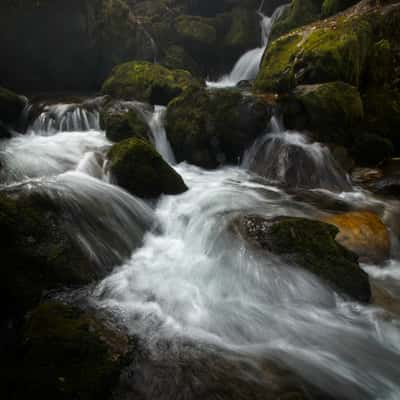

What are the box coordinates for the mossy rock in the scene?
[100,107,150,143]
[107,138,187,198]
[280,81,363,145]
[232,215,371,302]
[175,15,217,47]
[166,87,270,168]
[255,12,374,93]
[321,0,359,18]
[0,86,25,125]
[0,192,99,318]
[271,0,323,39]
[161,45,201,76]
[6,301,129,400]
[101,61,198,105]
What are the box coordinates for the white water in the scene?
[1,100,400,398]
[243,117,352,191]
[207,4,288,88]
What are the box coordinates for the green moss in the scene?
[256,14,374,93]
[0,193,96,318]
[107,138,187,197]
[8,301,128,400]
[364,39,393,85]
[280,81,363,145]
[271,0,323,39]
[234,215,371,302]
[0,86,24,125]
[101,61,198,105]
[161,45,200,76]
[100,108,150,143]
[166,87,270,168]
[175,15,217,46]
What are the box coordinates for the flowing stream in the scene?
[1,96,400,398]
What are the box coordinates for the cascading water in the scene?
[1,94,400,399]
[28,103,100,134]
[207,3,288,88]
[242,117,352,191]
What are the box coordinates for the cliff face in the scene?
[0,0,277,92]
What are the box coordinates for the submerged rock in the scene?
[107,138,187,198]
[166,87,270,168]
[6,301,129,400]
[322,211,390,264]
[101,61,198,105]
[0,192,99,318]
[232,215,371,302]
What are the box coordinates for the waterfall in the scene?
[207,4,289,88]
[29,103,100,135]
[242,117,352,191]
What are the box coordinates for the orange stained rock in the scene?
[322,211,390,264]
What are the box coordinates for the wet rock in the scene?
[0,191,109,318]
[279,82,363,146]
[322,211,390,264]
[101,61,199,105]
[107,138,187,198]
[5,301,129,400]
[112,339,333,400]
[166,87,270,168]
[100,102,151,143]
[351,132,394,166]
[231,215,371,302]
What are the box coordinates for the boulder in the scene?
[5,301,129,400]
[101,61,198,105]
[107,138,187,198]
[0,192,99,318]
[100,103,150,143]
[255,5,374,93]
[279,81,363,146]
[166,87,270,168]
[232,215,371,302]
[322,211,390,264]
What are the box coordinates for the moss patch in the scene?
[107,138,187,197]
[166,87,270,168]
[233,215,371,302]
[101,61,198,105]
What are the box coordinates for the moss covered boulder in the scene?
[0,192,99,318]
[6,301,129,400]
[232,215,371,302]
[101,61,198,105]
[271,0,323,39]
[100,103,150,143]
[107,138,187,198]
[166,87,270,168]
[255,9,374,93]
[0,86,24,126]
[322,211,390,264]
[280,81,363,145]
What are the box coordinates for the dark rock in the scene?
[107,138,187,198]
[166,87,270,168]
[0,86,25,126]
[100,102,151,143]
[231,215,371,302]
[4,301,129,400]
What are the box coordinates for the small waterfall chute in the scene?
[242,117,353,192]
[207,3,289,88]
